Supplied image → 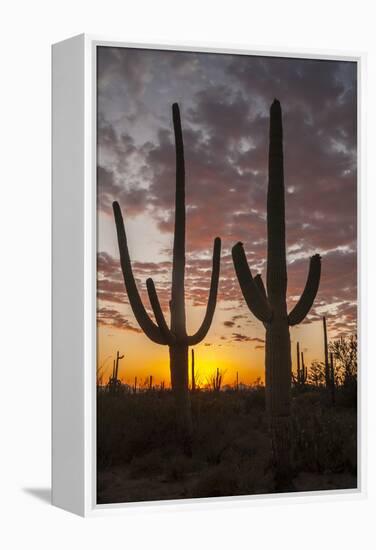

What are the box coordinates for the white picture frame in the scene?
[52,34,365,517]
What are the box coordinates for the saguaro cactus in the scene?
[232,99,321,486]
[191,349,196,392]
[292,342,307,388]
[300,351,307,386]
[113,103,221,449]
[323,316,336,403]
[108,350,124,392]
[323,316,330,387]
[329,352,336,404]
[115,351,124,380]
[210,368,222,392]
[296,342,301,385]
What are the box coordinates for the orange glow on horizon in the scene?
[97,315,337,389]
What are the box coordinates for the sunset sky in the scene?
[96,46,357,387]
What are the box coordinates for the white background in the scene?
[1,0,375,548]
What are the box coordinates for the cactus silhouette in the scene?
[323,316,336,403]
[113,103,221,450]
[215,368,222,392]
[323,316,330,387]
[300,350,307,386]
[292,342,307,388]
[210,368,223,392]
[108,350,124,393]
[191,349,196,392]
[232,99,321,486]
[329,351,336,404]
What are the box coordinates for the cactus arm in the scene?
[288,254,322,326]
[254,274,268,301]
[232,242,273,323]
[186,237,221,346]
[112,201,167,345]
[254,274,270,328]
[146,278,176,345]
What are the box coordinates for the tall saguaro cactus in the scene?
[113,103,221,449]
[232,99,321,486]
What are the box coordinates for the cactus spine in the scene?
[232,99,321,486]
[113,103,221,450]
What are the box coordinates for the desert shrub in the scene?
[194,463,240,497]
[291,398,357,475]
[336,380,357,408]
[97,391,179,467]
[97,387,357,502]
[243,387,266,412]
[129,449,165,477]
[163,454,196,481]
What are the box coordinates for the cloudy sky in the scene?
[96,46,357,387]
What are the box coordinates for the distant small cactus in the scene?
[323,316,336,404]
[209,368,223,392]
[292,342,307,388]
[108,351,124,393]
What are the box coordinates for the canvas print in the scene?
[96,46,357,504]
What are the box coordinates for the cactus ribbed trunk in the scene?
[170,344,192,451]
[266,312,292,486]
[266,321,291,416]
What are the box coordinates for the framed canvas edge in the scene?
[76,34,366,517]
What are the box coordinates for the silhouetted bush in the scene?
[97,388,357,503]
